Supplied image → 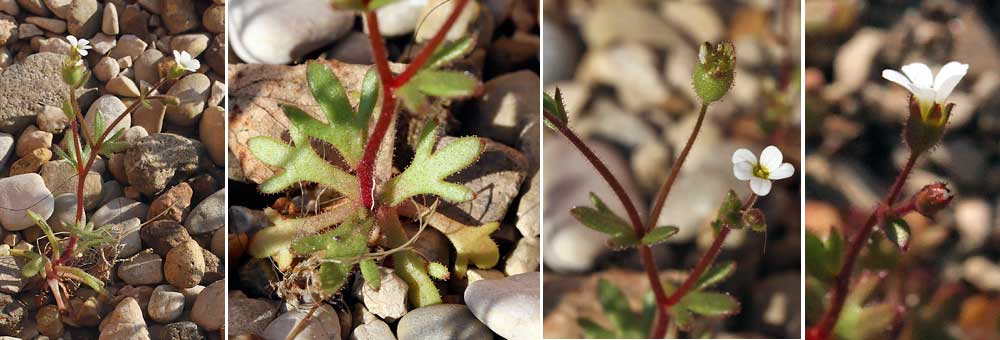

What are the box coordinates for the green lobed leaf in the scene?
[426,36,475,70]
[883,217,911,251]
[379,211,441,307]
[444,222,500,278]
[596,279,644,338]
[248,206,354,259]
[27,211,61,256]
[805,229,844,282]
[397,70,479,111]
[293,215,373,296]
[247,134,359,199]
[427,262,450,281]
[681,291,740,317]
[359,259,381,291]
[21,254,44,278]
[304,62,372,166]
[578,318,617,339]
[380,121,483,206]
[640,226,680,245]
[694,261,736,291]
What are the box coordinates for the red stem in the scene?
[356,0,470,210]
[813,154,918,339]
[392,0,470,87]
[544,111,672,337]
[645,103,708,233]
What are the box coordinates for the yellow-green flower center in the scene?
[753,164,769,179]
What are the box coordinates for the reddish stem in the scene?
[391,0,470,87]
[645,103,708,233]
[356,0,470,210]
[813,154,918,339]
[544,111,672,337]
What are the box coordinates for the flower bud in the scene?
[742,208,767,232]
[913,182,953,218]
[61,59,88,88]
[693,41,735,103]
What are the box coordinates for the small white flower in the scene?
[881,61,968,111]
[173,50,200,72]
[732,146,794,197]
[66,35,91,56]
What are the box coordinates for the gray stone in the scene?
[43,0,70,18]
[93,56,119,82]
[472,70,539,145]
[227,292,279,337]
[140,220,192,257]
[350,319,395,340]
[169,33,209,58]
[262,304,340,340]
[0,53,71,133]
[504,237,538,275]
[161,321,204,340]
[148,285,184,323]
[229,0,353,64]
[109,34,146,60]
[161,0,197,33]
[356,268,408,321]
[46,193,79,232]
[91,197,148,227]
[109,217,142,258]
[190,280,224,330]
[371,0,426,36]
[183,189,223,235]
[124,133,205,196]
[66,0,101,38]
[101,2,117,35]
[0,174,54,231]
[0,292,25,335]
[38,160,102,210]
[84,95,129,137]
[396,304,490,340]
[199,105,224,166]
[118,250,162,285]
[0,256,25,294]
[0,133,13,171]
[25,16,66,33]
[133,49,163,86]
[16,0,46,15]
[464,272,539,340]
[99,297,149,340]
[164,73,210,126]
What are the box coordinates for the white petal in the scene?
[733,162,753,181]
[933,62,968,103]
[749,177,772,196]
[882,69,914,93]
[901,63,934,88]
[78,49,87,56]
[173,50,182,61]
[731,148,757,165]
[67,35,77,45]
[759,145,783,171]
[78,39,89,46]
[768,163,795,180]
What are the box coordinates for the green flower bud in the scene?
[61,59,88,88]
[904,95,952,155]
[693,41,736,103]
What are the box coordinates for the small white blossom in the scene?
[732,146,794,197]
[882,61,968,110]
[173,50,200,72]
[66,35,91,56]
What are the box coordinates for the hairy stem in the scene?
[645,103,709,233]
[356,0,471,210]
[543,111,673,338]
[813,154,918,339]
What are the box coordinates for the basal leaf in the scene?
[883,217,911,251]
[444,222,500,278]
[317,262,349,296]
[304,62,372,166]
[247,135,359,198]
[27,211,61,256]
[640,226,680,245]
[248,205,355,259]
[381,121,482,206]
[681,291,740,317]
[293,215,373,296]
[379,211,441,307]
[597,279,643,337]
[21,255,44,278]
[694,261,736,291]
[578,318,617,339]
[360,259,381,291]
[426,36,475,70]
[55,265,105,293]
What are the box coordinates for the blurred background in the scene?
[805,0,1000,339]
[542,0,801,338]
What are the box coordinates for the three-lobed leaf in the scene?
[805,229,844,282]
[571,193,641,249]
[444,222,500,278]
[247,126,359,199]
[302,62,377,166]
[381,121,482,206]
[292,215,373,297]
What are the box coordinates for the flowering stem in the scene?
[645,103,709,233]
[813,154,918,339]
[543,110,672,337]
[356,0,469,210]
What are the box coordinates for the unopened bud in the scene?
[904,96,952,155]
[914,182,953,218]
[693,41,735,103]
[742,208,766,232]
